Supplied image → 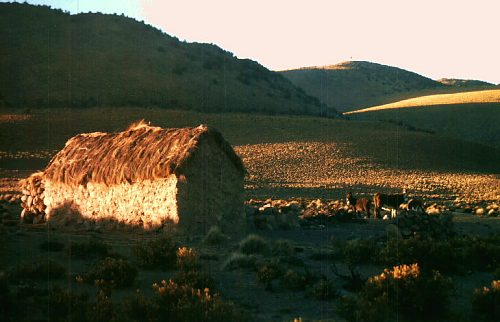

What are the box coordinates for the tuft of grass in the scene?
[223,253,257,271]
[203,226,229,245]
[306,278,338,300]
[471,280,500,321]
[239,234,269,255]
[271,239,295,256]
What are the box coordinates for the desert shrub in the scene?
[203,226,229,245]
[173,270,216,291]
[272,239,295,256]
[306,278,338,301]
[309,249,340,261]
[134,236,177,270]
[343,239,378,266]
[256,259,285,290]
[39,240,65,252]
[471,280,500,321]
[67,239,109,259]
[83,257,137,288]
[460,236,500,272]
[122,292,158,322]
[223,253,257,271]
[379,237,460,273]
[239,234,269,255]
[282,270,308,291]
[10,259,66,280]
[152,279,247,322]
[40,287,90,322]
[338,263,453,322]
[176,247,200,271]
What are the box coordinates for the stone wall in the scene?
[177,136,245,234]
[43,175,179,229]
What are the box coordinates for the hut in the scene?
[20,121,246,232]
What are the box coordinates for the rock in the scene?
[475,208,485,215]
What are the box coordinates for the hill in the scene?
[280,61,496,113]
[346,89,500,148]
[437,78,495,87]
[279,61,445,112]
[0,3,329,116]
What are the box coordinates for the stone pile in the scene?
[0,193,21,204]
[245,198,353,230]
[19,172,46,224]
[395,210,455,240]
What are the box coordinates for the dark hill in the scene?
[0,3,329,116]
[280,61,446,112]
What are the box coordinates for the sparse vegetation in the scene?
[239,234,269,255]
[83,257,137,288]
[223,253,258,271]
[338,263,453,322]
[203,226,229,245]
[39,240,65,252]
[9,259,66,280]
[134,236,178,270]
[471,280,500,321]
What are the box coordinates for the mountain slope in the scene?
[0,3,328,116]
[346,90,500,148]
[279,61,446,112]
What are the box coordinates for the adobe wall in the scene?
[43,175,179,229]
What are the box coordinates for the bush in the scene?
[239,234,269,255]
[176,247,200,271]
[471,280,500,321]
[272,239,295,256]
[343,239,378,266]
[0,271,18,321]
[306,278,338,301]
[173,270,216,291]
[338,263,453,322]
[67,239,109,259]
[282,270,308,291]
[203,226,229,245]
[41,287,90,322]
[83,257,137,288]
[256,260,285,290]
[223,253,257,271]
[10,259,66,280]
[152,279,247,322]
[134,236,177,270]
[379,237,460,273]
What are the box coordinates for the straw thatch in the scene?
[44,121,245,186]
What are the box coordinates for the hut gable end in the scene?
[43,122,245,187]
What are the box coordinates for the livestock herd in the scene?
[346,189,424,219]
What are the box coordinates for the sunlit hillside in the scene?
[345,89,500,114]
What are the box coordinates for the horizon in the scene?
[2,0,500,84]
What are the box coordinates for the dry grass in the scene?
[347,89,500,114]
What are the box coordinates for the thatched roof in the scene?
[43,121,245,186]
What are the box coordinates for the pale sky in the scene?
[9,0,500,84]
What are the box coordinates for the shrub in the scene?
[152,279,247,322]
[306,278,338,301]
[338,263,453,322]
[83,257,137,288]
[176,247,200,271]
[343,239,377,266]
[256,260,285,290]
[272,239,295,256]
[471,280,500,321]
[239,234,268,255]
[282,270,308,291]
[10,259,66,280]
[134,236,177,270]
[203,226,229,245]
[122,292,158,322]
[67,239,109,259]
[40,287,90,322]
[223,253,257,271]
[173,270,216,291]
[460,236,500,272]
